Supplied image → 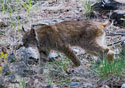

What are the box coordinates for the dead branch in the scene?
[107,40,122,46]
[107,39,125,46]
[107,33,125,36]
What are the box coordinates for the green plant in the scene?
[0,52,8,74]
[121,18,125,20]
[22,0,32,14]
[44,56,73,85]
[19,79,26,88]
[83,0,94,19]
[92,55,125,78]
[0,84,7,88]
[0,0,14,14]
[121,18,125,27]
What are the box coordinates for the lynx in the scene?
[22,20,114,67]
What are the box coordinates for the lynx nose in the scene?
[36,58,40,63]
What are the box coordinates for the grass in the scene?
[44,56,73,85]
[0,0,33,40]
[121,18,125,27]
[0,52,8,74]
[0,0,11,13]
[21,0,32,15]
[0,84,7,88]
[19,79,26,88]
[44,53,125,85]
[0,0,33,13]
[83,0,94,19]
[92,54,125,78]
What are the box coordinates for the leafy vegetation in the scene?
[0,84,7,88]
[92,55,125,78]
[45,56,73,85]
[0,52,8,74]
[19,79,26,88]
[83,0,94,19]
[22,0,32,14]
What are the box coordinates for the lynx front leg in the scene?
[38,49,50,74]
[59,44,81,67]
[39,49,50,65]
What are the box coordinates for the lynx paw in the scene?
[106,50,115,61]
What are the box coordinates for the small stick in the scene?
[107,40,125,46]
[107,33,125,36]
[107,41,122,46]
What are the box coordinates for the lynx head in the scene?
[22,26,40,61]
[22,26,39,48]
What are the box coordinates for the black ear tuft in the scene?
[22,26,26,32]
[31,27,36,36]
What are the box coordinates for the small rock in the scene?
[38,67,44,74]
[0,77,4,85]
[74,10,80,14]
[28,56,39,65]
[0,19,8,27]
[5,74,16,82]
[8,53,16,63]
[73,48,79,54]
[48,51,60,61]
[69,82,83,86]
[2,64,10,76]
[46,85,52,88]
[16,47,39,65]
[48,20,63,25]
[32,23,48,28]
[92,0,122,11]
[23,69,37,75]
[83,83,93,87]
[101,85,110,88]
[39,84,52,88]
[110,10,125,27]
[0,31,5,36]
[14,61,28,77]
[121,84,125,88]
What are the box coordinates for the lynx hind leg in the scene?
[106,49,115,61]
[85,43,114,61]
[59,44,81,67]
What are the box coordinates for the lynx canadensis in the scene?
[22,20,115,67]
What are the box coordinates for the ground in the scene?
[0,0,124,88]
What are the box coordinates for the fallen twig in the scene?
[107,40,122,46]
[107,33,125,36]
[107,39,125,46]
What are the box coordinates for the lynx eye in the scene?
[23,42,29,48]
[22,38,29,47]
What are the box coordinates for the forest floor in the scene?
[0,0,125,88]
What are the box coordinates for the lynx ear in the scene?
[22,26,27,33]
[22,26,28,35]
[30,27,36,37]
